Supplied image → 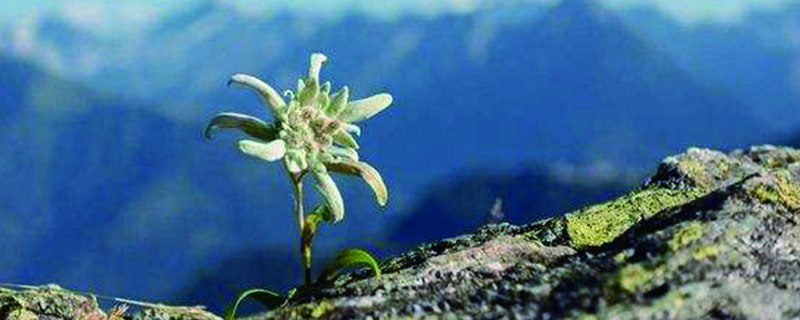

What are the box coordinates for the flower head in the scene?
[205,53,391,222]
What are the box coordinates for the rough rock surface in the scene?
[0,284,221,320]
[254,145,800,319]
[3,145,800,320]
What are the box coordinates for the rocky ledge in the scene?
[3,145,800,320]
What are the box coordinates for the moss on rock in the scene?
[691,244,721,261]
[0,286,220,320]
[750,168,800,210]
[668,221,705,251]
[565,188,704,248]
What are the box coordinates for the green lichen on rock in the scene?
[0,286,220,320]
[668,221,705,251]
[617,263,658,293]
[750,168,800,210]
[0,285,103,320]
[691,244,721,261]
[565,187,704,248]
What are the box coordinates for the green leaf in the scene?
[321,81,332,95]
[318,90,330,111]
[204,112,279,142]
[310,204,335,223]
[223,288,285,320]
[332,130,360,150]
[318,248,382,283]
[296,79,305,95]
[326,86,349,117]
[298,78,319,107]
[337,93,392,123]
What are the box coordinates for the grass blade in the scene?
[223,288,285,320]
[318,248,382,283]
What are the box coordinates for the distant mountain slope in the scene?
[471,0,764,163]
[0,55,34,119]
[618,1,800,133]
[332,0,766,184]
[0,54,302,302]
[1,0,772,171]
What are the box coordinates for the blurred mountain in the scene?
[618,0,800,132]
[0,0,775,172]
[0,15,121,79]
[0,55,33,119]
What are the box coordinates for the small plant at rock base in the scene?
[204,53,389,317]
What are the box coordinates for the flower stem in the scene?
[291,174,313,285]
[292,176,305,232]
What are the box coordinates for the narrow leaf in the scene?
[337,93,392,123]
[326,146,359,162]
[341,123,361,137]
[298,78,319,107]
[238,139,286,162]
[318,248,382,283]
[223,288,285,320]
[310,204,335,223]
[312,166,345,222]
[228,74,286,114]
[308,53,327,82]
[204,112,279,142]
[296,79,305,95]
[332,130,360,150]
[321,81,332,95]
[326,86,349,117]
[318,91,330,111]
[326,160,388,207]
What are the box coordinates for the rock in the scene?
[254,145,800,319]
[0,285,220,320]
[4,145,800,319]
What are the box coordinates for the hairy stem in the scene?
[291,173,313,285]
[292,177,305,232]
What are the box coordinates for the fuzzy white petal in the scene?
[238,139,286,162]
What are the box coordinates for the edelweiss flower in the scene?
[204,53,391,223]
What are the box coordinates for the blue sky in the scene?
[0,0,795,28]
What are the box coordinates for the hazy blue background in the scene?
[1,0,798,313]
